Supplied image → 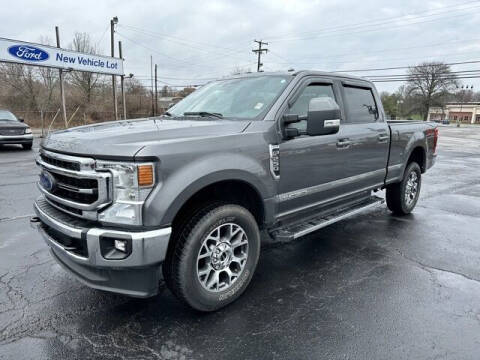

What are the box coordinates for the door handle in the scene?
[378,134,389,142]
[336,138,351,148]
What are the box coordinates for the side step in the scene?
[271,196,384,242]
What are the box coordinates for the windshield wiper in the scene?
[162,111,173,117]
[183,111,223,119]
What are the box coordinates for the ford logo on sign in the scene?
[39,171,56,192]
[8,45,49,62]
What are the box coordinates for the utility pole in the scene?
[111,16,119,120]
[150,55,154,116]
[55,26,67,128]
[252,40,268,72]
[154,64,158,116]
[118,41,126,120]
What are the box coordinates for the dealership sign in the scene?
[0,37,124,76]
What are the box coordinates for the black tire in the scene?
[386,161,422,215]
[22,143,32,150]
[163,203,261,312]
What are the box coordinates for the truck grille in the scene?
[40,153,80,171]
[49,172,98,204]
[0,127,24,135]
[37,150,111,220]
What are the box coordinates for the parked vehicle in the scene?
[0,110,33,150]
[31,71,438,311]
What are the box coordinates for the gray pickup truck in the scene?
[32,71,438,311]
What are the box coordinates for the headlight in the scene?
[24,128,32,134]
[95,161,156,226]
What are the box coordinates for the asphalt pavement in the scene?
[1,126,480,360]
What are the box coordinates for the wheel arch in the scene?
[406,146,426,173]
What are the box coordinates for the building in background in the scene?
[428,103,480,123]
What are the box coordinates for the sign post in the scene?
[55,26,67,128]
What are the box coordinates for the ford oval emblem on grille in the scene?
[39,171,56,192]
[8,45,49,62]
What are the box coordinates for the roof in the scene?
[225,70,370,84]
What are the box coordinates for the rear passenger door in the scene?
[340,82,390,190]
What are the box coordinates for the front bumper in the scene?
[0,133,33,144]
[32,196,171,297]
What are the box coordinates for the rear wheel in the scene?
[163,203,260,312]
[386,162,422,215]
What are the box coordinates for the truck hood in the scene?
[0,120,28,130]
[41,118,251,158]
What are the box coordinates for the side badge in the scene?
[269,144,280,180]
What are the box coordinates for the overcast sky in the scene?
[2,0,480,92]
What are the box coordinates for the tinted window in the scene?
[289,84,335,117]
[343,86,378,123]
[169,76,291,120]
[287,84,335,132]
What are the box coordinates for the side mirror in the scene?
[281,114,301,139]
[307,97,341,136]
[18,118,24,123]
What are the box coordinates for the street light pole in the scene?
[111,16,119,121]
[456,85,473,127]
[396,99,404,120]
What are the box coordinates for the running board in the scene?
[271,196,384,242]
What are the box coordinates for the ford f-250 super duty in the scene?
[31,71,438,311]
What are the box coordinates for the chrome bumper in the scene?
[0,133,33,143]
[32,196,171,297]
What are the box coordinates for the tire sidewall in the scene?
[400,162,422,213]
[179,205,260,311]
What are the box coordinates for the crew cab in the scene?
[31,71,438,311]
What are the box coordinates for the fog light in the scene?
[114,239,128,253]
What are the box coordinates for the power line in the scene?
[264,1,480,42]
[119,23,250,53]
[116,31,214,68]
[335,60,480,73]
[371,75,480,83]
[365,69,480,79]
[117,24,254,66]
[263,0,480,40]
[267,37,480,65]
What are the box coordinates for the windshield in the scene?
[168,75,291,120]
[0,110,18,121]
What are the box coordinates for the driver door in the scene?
[277,79,353,217]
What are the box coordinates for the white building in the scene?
[428,103,480,124]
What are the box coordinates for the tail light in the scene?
[433,128,439,154]
[426,128,439,155]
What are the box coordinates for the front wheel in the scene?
[22,143,32,150]
[164,204,261,312]
[386,161,422,215]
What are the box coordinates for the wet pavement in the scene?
[1,126,480,360]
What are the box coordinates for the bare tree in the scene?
[37,36,58,113]
[407,62,458,121]
[0,63,39,111]
[69,32,100,105]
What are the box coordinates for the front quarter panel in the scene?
[139,131,275,227]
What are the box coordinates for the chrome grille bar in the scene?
[36,150,112,220]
